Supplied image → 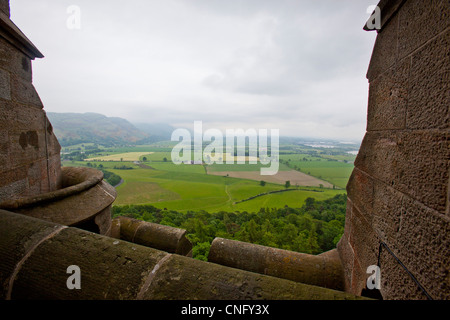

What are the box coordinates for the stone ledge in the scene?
[0,167,104,210]
[0,209,369,300]
[0,167,116,234]
[112,216,193,256]
[364,0,406,32]
[0,11,43,59]
[208,238,345,291]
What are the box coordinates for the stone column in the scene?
[338,0,450,300]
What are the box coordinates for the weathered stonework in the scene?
[208,238,345,291]
[0,0,117,236]
[338,0,450,300]
[112,216,193,256]
[0,210,368,300]
[0,0,9,18]
[0,3,60,202]
[1,0,448,301]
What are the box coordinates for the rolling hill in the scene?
[47,112,174,146]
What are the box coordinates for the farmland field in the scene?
[206,162,291,172]
[279,154,355,189]
[85,152,154,162]
[207,169,334,188]
[106,163,345,212]
[64,141,358,213]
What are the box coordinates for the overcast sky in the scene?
[11,0,378,142]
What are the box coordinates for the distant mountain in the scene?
[132,122,176,143]
[47,112,173,147]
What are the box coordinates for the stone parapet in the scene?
[0,5,43,59]
[208,238,345,291]
[112,216,193,256]
[0,210,368,300]
[0,167,116,235]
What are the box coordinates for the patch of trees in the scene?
[83,162,122,186]
[61,148,103,161]
[62,151,86,161]
[59,138,89,147]
[102,170,122,187]
[59,136,134,148]
[234,187,322,205]
[113,165,134,170]
[84,163,122,186]
[112,194,347,261]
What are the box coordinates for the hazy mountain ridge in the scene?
[47,112,174,146]
[46,112,361,149]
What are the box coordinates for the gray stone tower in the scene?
[337,0,449,300]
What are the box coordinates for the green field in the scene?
[67,143,358,261]
[206,162,291,172]
[64,145,355,213]
[279,153,355,189]
[108,163,346,212]
[86,152,155,162]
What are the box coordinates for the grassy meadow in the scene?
[279,153,355,189]
[63,144,355,213]
[85,152,154,162]
[112,161,346,212]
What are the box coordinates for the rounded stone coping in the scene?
[208,237,345,291]
[112,216,193,256]
[0,209,368,300]
[0,167,104,210]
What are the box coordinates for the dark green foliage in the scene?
[113,165,134,170]
[112,194,347,260]
[101,170,122,187]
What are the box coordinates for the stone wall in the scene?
[0,209,368,300]
[0,1,115,236]
[0,0,62,203]
[111,216,193,256]
[0,0,9,17]
[208,238,345,291]
[337,0,449,300]
[2,0,448,300]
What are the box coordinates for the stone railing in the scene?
[111,216,193,256]
[0,167,116,235]
[0,209,368,300]
[208,238,345,291]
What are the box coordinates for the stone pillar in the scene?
[338,0,450,300]
[0,1,61,203]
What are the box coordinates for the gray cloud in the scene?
[10,0,378,141]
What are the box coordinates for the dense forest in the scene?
[112,194,347,260]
